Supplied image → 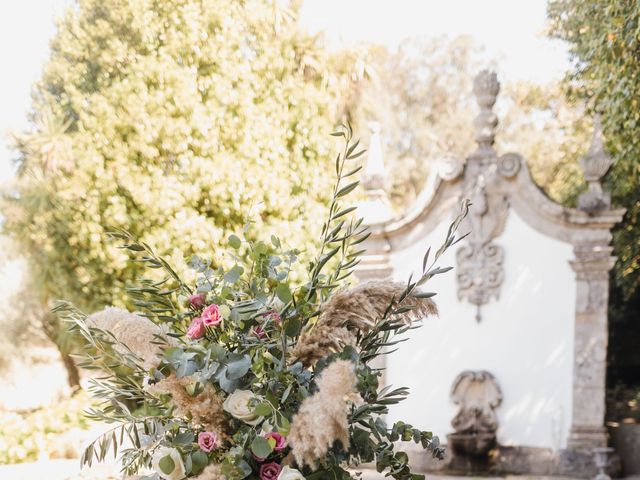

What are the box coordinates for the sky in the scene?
[0,0,570,184]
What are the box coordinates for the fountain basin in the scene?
[447,432,496,457]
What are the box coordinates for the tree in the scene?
[348,36,481,207]
[2,0,350,387]
[499,80,589,206]
[548,0,640,391]
[548,0,639,298]
[348,36,587,210]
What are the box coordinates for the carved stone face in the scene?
[450,370,502,434]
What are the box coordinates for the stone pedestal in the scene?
[568,245,616,451]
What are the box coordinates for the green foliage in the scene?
[499,81,589,206]
[548,0,640,299]
[3,0,347,315]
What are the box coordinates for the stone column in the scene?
[567,119,618,450]
[568,243,616,450]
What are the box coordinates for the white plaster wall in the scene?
[386,210,575,449]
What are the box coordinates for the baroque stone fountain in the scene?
[447,370,502,471]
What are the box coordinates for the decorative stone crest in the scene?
[497,152,521,178]
[472,70,500,158]
[456,175,508,322]
[359,122,393,225]
[578,116,613,212]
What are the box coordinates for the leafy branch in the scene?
[358,199,471,362]
[302,123,368,315]
[108,228,192,324]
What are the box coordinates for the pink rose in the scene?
[259,462,282,480]
[189,293,206,309]
[201,304,222,327]
[197,431,218,452]
[265,310,281,324]
[264,432,287,451]
[252,325,266,339]
[186,317,205,339]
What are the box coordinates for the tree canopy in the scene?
[4,0,349,313]
[349,36,587,210]
[549,0,639,299]
[549,0,640,388]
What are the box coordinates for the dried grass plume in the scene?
[193,464,225,480]
[293,281,437,365]
[86,307,175,370]
[288,359,362,467]
[146,374,228,440]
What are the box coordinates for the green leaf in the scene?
[276,283,292,302]
[254,401,272,417]
[332,206,358,220]
[276,414,291,436]
[284,317,301,337]
[224,265,243,284]
[336,181,359,197]
[250,435,273,459]
[225,354,251,380]
[412,291,436,299]
[174,431,195,445]
[159,454,175,475]
[228,234,241,249]
[191,451,208,475]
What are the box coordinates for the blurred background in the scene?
[0,0,638,478]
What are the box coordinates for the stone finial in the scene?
[578,116,613,212]
[362,122,385,190]
[472,70,500,151]
[359,122,392,225]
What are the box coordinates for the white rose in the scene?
[151,447,186,480]
[278,466,305,480]
[223,389,263,425]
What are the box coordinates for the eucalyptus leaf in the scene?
[158,455,175,475]
[275,283,292,302]
[250,435,273,459]
[228,234,242,249]
[225,354,251,380]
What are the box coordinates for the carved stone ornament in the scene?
[454,71,516,322]
[497,152,521,178]
[456,174,508,321]
[578,116,613,212]
[436,153,465,181]
[450,370,503,434]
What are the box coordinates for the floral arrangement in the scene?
[55,126,469,480]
